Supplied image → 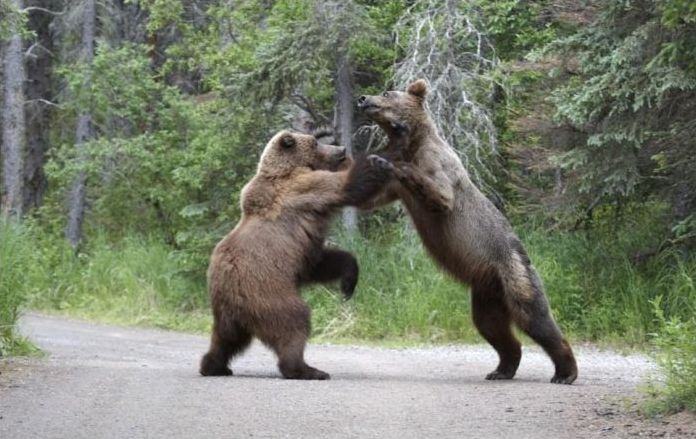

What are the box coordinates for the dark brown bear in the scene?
[358,80,578,384]
[200,129,397,380]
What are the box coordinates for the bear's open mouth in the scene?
[358,101,380,112]
[362,105,381,117]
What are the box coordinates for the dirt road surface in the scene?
[1,314,693,438]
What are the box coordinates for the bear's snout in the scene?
[357,95,379,112]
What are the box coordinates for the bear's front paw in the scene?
[389,121,410,137]
[367,154,395,172]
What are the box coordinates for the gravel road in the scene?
[0,314,693,438]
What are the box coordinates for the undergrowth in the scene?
[5,202,695,346]
[644,300,696,415]
[2,203,694,411]
[0,220,39,356]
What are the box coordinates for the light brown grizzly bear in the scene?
[200,129,399,380]
[357,80,578,384]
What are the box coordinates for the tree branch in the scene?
[391,0,498,192]
[25,98,61,108]
[290,93,331,126]
[572,194,603,230]
[25,42,55,59]
[22,6,65,16]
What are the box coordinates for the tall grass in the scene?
[4,202,694,348]
[304,206,696,345]
[646,304,696,414]
[7,202,693,348]
[307,226,477,343]
[520,205,696,344]
[27,234,210,332]
[0,220,39,355]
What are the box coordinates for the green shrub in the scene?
[646,299,696,414]
[521,204,696,344]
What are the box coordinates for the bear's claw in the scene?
[550,371,577,385]
[485,369,516,380]
[367,154,395,171]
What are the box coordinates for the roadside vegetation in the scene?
[0,220,40,356]
[5,205,695,347]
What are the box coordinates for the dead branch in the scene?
[392,0,499,191]
[290,93,331,127]
[22,6,65,16]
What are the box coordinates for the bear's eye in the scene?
[382,92,390,98]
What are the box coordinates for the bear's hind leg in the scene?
[257,298,330,380]
[275,333,330,381]
[509,287,578,384]
[200,317,252,377]
[472,281,522,380]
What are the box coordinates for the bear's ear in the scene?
[280,134,296,149]
[406,79,428,99]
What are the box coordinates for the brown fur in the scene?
[200,130,393,380]
[358,80,578,384]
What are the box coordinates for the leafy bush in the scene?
[647,300,696,414]
[42,43,263,274]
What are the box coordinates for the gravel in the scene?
[0,313,693,439]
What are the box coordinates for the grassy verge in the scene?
[3,205,695,411]
[17,209,695,345]
[644,304,696,414]
[25,233,211,333]
[9,205,696,346]
[520,208,696,346]
[0,220,40,356]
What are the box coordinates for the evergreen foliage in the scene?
[548,0,696,237]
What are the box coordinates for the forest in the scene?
[1,0,695,413]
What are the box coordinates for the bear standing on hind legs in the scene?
[358,79,578,384]
[200,129,402,380]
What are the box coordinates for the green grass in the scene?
[307,204,696,347]
[6,203,695,348]
[0,220,40,356]
[2,204,695,412]
[645,307,696,415]
[306,226,477,344]
[25,234,211,333]
[519,205,696,345]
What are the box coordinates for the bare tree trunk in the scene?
[554,167,563,197]
[1,0,26,218]
[335,49,357,232]
[23,0,57,211]
[66,0,95,249]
